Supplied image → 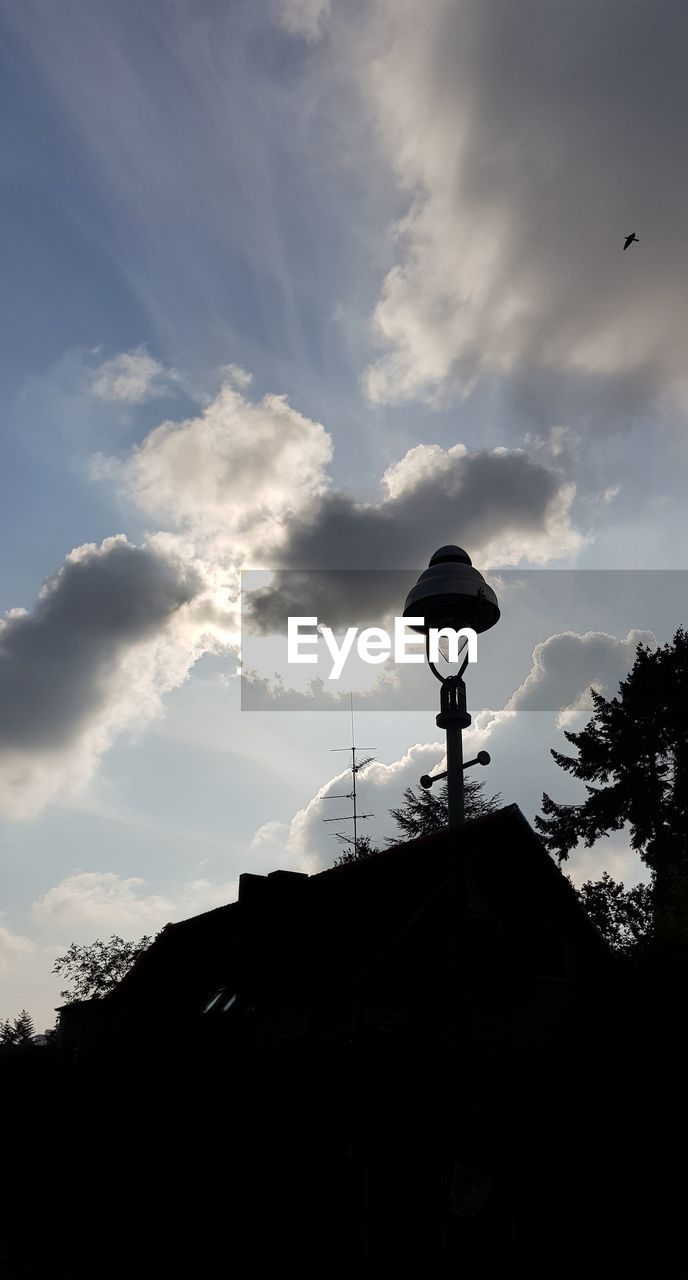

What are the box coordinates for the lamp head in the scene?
[402,545,500,636]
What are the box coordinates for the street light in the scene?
[403,549,501,1247]
[403,546,500,830]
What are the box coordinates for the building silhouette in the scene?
[42,804,664,1276]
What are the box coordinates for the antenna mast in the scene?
[322,694,376,856]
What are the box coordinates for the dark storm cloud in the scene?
[0,539,201,751]
[245,446,578,631]
[279,453,565,567]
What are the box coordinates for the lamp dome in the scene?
[402,546,500,635]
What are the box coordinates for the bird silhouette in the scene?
[623,233,639,250]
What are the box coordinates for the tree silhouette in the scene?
[389,776,500,842]
[536,628,688,936]
[0,1017,17,1046]
[12,1010,35,1044]
[332,776,500,866]
[332,833,381,866]
[574,871,653,953]
[53,934,154,1003]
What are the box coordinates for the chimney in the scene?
[238,869,308,908]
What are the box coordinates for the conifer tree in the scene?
[0,1017,17,1046]
[389,776,500,842]
[332,776,500,865]
[12,1010,35,1044]
[536,629,688,917]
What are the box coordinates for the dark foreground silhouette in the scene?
[2,808,685,1278]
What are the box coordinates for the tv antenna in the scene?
[322,694,376,856]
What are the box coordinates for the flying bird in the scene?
[623,233,639,251]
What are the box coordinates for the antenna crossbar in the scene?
[321,695,375,856]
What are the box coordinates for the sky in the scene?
[1,0,687,1029]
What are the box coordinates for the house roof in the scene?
[105,805,610,1021]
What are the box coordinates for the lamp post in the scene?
[403,545,500,826]
[402,546,500,1243]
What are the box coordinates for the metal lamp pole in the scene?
[421,641,491,828]
[402,547,499,1253]
[434,672,471,830]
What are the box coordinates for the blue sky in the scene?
[1,0,687,1028]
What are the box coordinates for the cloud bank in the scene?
[32,870,240,939]
[359,0,688,410]
[0,536,235,818]
[245,441,582,632]
[96,378,582,633]
[4,374,585,816]
[505,627,657,725]
[282,626,654,862]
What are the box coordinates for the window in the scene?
[202,988,239,1014]
[202,989,225,1014]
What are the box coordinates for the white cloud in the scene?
[90,347,175,403]
[93,380,333,560]
[96,380,583,625]
[600,485,621,506]
[31,870,239,939]
[287,741,446,866]
[251,818,290,848]
[505,628,656,724]
[274,0,331,41]
[219,363,253,389]
[566,835,651,889]
[0,925,34,976]
[359,0,688,408]
[454,629,657,752]
[285,624,655,866]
